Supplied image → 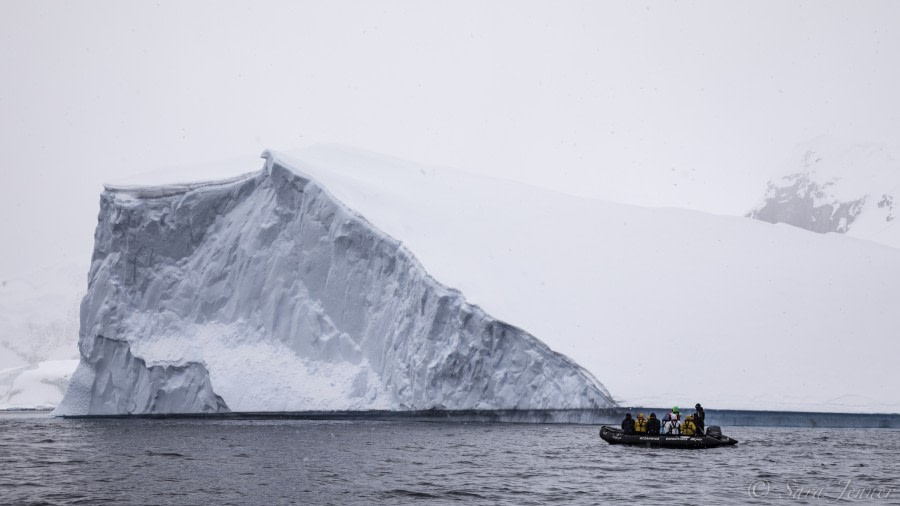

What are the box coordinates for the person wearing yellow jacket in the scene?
[634,413,648,433]
[681,415,700,436]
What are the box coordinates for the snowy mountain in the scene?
[748,140,900,248]
[54,151,614,415]
[53,145,900,414]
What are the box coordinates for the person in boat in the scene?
[665,405,680,422]
[634,413,648,433]
[663,406,680,431]
[664,418,681,435]
[693,403,706,434]
[646,413,661,435]
[664,407,681,435]
[681,415,700,436]
[621,413,636,434]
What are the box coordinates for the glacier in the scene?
[54,151,614,415]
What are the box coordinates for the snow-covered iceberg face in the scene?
[54,153,613,415]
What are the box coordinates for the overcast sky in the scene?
[2,0,899,280]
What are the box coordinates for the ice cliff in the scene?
[54,151,614,415]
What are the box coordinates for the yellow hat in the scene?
[637,413,645,418]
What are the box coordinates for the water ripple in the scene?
[1,412,898,505]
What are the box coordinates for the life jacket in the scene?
[664,420,680,435]
[682,419,698,436]
[634,417,648,433]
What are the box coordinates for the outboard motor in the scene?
[706,426,722,438]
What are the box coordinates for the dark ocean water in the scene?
[1,411,898,505]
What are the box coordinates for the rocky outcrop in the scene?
[747,171,868,234]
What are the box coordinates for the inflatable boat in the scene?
[599,425,738,449]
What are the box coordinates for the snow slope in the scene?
[57,145,900,414]
[55,151,613,415]
[271,146,900,413]
[0,261,82,409]
[0,360,78,410]
[0,261,82,369]
[748,139,900,248]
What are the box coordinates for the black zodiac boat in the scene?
[599,425,738,449]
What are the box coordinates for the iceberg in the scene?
[54,151,614,415]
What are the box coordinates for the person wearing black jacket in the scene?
[646,413,661,435]
[621,413,635,434]
[693,403,706,434]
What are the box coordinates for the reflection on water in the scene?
[1,411,898,505]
